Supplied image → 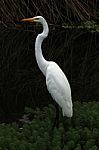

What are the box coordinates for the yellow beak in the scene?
[21,17,36,22]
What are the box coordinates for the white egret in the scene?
[21,16,73,125]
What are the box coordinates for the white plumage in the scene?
[22,16,73,117]
[46,61,73,117]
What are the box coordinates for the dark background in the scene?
[0,0,99,122]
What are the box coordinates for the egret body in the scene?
[22,16,73,118]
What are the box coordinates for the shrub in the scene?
[0,102,99,149]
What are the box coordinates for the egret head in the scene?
[21,16,49,36]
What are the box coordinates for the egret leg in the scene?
[52,104,59,129]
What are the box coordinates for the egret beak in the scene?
[21,17,37,22]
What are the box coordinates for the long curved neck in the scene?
[35,20,49,76]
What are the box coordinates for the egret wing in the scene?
[46,62,73,117]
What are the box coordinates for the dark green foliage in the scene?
[0,102,99,149]
[63,21,99,32]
